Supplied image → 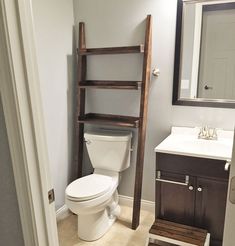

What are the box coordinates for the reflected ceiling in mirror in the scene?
[173,0,235,108]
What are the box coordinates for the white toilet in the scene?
[65,130,132,241]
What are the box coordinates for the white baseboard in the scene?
[56,205,70,221]
[119,195,155,213]
[56,195,154,221]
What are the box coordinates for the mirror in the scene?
[173,0,235,108]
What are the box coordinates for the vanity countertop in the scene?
[155,127,234,161]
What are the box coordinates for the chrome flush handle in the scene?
[225,161,231,171]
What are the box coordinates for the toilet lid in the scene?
[66,174,112,201]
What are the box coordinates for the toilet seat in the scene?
[66,174,112,202]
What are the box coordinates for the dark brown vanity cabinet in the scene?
[156,171,196,226]
[195,177,228,246]
[155,153,229,246]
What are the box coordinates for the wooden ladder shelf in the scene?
[75,15,152,230]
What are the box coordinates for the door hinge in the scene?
[48,189,55,204]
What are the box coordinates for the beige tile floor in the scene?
[57,206,154,246]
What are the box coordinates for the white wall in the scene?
[0,97,25,245]
[74,0,235,202]
[32,0,75,209]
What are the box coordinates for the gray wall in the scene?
[0,97,25,245]
[31,0,235,210]
[74,0,235,202]
[32,0,75,209]
[73,0,176,201]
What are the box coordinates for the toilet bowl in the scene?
[65,130,132,241]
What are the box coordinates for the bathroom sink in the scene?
[155,127,234,161]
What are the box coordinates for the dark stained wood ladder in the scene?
[75,15,152,230]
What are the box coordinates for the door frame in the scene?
[0,0,59,245]
[223,131,235,245]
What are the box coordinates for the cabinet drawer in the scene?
[156,153,229,180]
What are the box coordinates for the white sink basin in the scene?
[155,127,234,161]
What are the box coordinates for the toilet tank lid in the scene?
[84,130,132,142]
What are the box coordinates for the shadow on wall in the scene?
[67,26,78,183]
[66,25,93,183]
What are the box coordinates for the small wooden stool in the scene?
[146,219,210,246]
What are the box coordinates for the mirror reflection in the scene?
[179,1,235,101]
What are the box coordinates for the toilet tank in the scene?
[84,130,132,172]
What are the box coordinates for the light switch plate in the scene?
[181,79,190,89]
[229,176,235,204]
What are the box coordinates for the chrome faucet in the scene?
[198,126,218,140]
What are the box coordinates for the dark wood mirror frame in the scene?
[172,0,235,109]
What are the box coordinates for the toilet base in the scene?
[77,205,119,241]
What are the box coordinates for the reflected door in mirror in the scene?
[198,6,235,100]
[173,0,235,108]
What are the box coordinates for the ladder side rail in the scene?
[76,22,87,178]
[132,15,152,229]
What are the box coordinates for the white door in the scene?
[0,0,59,245]
[223,131,235,245]
[198,8,235,100]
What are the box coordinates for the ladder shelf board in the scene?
[79,80,142,90]
[78,45,144,56]
[78,113,140,128]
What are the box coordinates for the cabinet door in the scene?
[195,177,228,246]
[156,171,196,226]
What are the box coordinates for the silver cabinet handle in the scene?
[197,187,202,192]
[225,161,231,171]
[156,171,189,186]
[189,185,194,191]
